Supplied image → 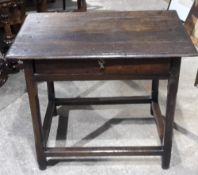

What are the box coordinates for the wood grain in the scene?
[6,11,197,60]
[34,59,170,75]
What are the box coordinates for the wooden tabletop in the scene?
[6,11,197,60]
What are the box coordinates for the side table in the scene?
[6,11,197,170]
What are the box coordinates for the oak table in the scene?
[6,11,197,170]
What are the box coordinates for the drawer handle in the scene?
[98,59,105,70]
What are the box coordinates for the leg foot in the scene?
[77,0,87,11]
[162,153,171,169]
[38,160,47,170]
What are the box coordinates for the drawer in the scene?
[34,58,171,78]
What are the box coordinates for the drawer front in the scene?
[34,59,170,77]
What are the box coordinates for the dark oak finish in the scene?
[36,0,48,12]
[23,61,47,170]
[47,81,57,115]
[45,146,164,157]
[34,59,170,75]
[151,79,159,115]
[195,70,198,86]
[54,96,152,106]
[151,102,165,143]
[77,0,87,11]
[43,101,55,147]
[7,11,197,59]
[162,58,181,169]
[6,11,197,170]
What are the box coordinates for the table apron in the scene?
[32,58,171,81]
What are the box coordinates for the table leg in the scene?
[24,61,47,170]
[77,0,87,11]
[47,81,57,116]
[151,79,159,115]
[63,0,66,10]
[162,58,181,169]
[195,70,198,86]
[36,0,48,12]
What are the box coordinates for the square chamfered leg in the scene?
[162,58,181,169]
[36,0,48,12]
[195,70,198,86]
[151,79,159,115]
[47,81,57,116]
[24,60,47,170]
[150,79,165,143]
[77,0,87,11]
